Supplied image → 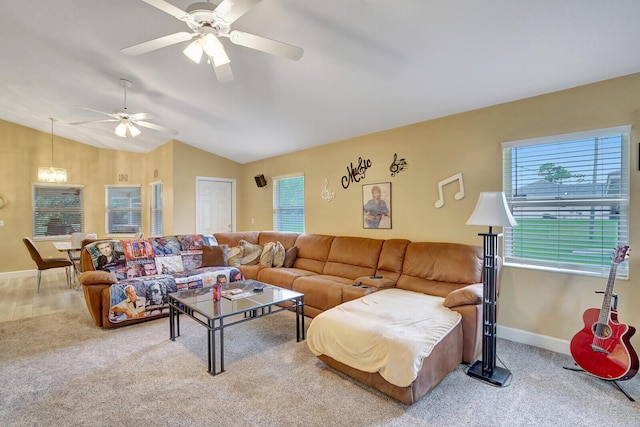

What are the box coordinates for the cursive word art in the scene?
[389,153,408,177]
[321,179,335,202]
[434,172,465,208]
[341,157,372,189]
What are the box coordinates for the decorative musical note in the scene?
[389,153,409,177]
[434,172,465,208]
[321,179,335,202]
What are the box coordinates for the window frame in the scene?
[105,185,142,236]
[150,181,163,237]
[272,173,305,233]
[32,183,84,240]
[501,126,630,278]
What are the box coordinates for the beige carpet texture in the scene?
[1,309,639,426]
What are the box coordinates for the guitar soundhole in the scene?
[593,322,612,339]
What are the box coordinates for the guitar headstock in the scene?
[612,245,630,264]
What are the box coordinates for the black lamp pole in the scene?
[466,226,512,386]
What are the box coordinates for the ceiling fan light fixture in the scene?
[183,38,204,63]
[38,117,67,183]
[203,34,230,66]
[128,124,141,138]
[115,122,128,137]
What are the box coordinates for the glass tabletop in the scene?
[168,280,303,320]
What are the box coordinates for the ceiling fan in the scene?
[122,0,303,83]
[69,79,178,138]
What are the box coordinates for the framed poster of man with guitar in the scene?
[570,245,639,383]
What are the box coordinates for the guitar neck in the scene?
[597,263,618,325]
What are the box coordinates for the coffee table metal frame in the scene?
[168,280,305,375]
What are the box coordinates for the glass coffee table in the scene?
[168,279,305,375]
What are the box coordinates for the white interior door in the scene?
[196,177,235,234]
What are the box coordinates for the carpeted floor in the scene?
[0,309,638,426]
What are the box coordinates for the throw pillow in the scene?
[239,240,262,265]
[283,246,298,268]
[272,241,286,267]
[260,242,276,267]
[227,246,244,267]
[202,244,229,267]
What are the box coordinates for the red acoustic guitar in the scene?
[570,245,638,381]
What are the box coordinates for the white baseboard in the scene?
[498,325,571,355]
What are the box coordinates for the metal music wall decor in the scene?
[341,157,372,189]
[389,153,408,177]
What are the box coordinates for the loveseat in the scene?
[79,234,244,329]
[80,231,497,404]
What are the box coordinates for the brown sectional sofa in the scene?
[80,231,498,404]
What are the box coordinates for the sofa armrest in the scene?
[443,283,482,308]
[79,270,117,286]
[355,276,395,289]
[79,271,117,328]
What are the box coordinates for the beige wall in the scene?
[0,122,242,273]
[240,73,640,350]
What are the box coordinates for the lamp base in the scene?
[466,360,512,387]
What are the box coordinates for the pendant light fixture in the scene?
[38,117,68,183]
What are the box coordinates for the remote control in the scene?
[370,275,383,279]
[229,289,243,295]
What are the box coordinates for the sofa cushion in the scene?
[292,234,334,273]
[239,240,262,265]
[260,242,276,267]
[202,244,229,267]
[397,242,483,297]
[283,246,298,268]
[323,236,383,279]
[214,231,260,247]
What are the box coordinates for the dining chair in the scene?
[69,232,87,273]
[23,237,72,293]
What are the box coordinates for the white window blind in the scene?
[105,186,141,235]
[150,181,163,237]
[273,174,305,233]
[32,184,84,238]
[502,126,630,278]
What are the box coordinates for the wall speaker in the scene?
[254,174,267,188]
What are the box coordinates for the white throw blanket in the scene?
[307,288,461,387]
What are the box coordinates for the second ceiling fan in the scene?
[122,0,304,83]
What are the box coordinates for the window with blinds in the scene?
[32,184,84,238]
[105,186,141,235]
[273,174,305,233]
[150,182,163,237]
[502,126,630,278]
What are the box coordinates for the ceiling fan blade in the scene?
[135,121,179,135]
[122,32,195,56]
[212,61,234,84]
[129,112,155,121]
[214,0,262,25]
[69,119,119,125]
[229,30,303,60]
[74,106,120,120]
[139,0,193,22]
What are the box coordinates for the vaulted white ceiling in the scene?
[1,1,640,164]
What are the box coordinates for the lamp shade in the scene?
[466,192,517,227]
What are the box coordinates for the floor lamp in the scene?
[465,192,517,386]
